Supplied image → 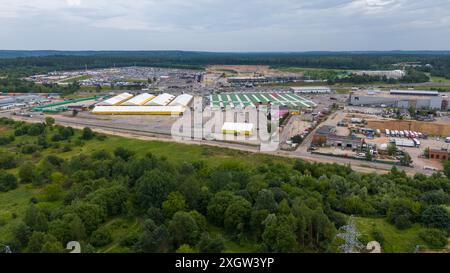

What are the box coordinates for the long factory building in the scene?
[92,92,193,115]
[350,89,449,110]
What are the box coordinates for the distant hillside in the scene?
[1,50,450,59]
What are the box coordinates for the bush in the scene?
[0,152,18,169]
[387,200,420,230]
[371,229,385,245]
[0,172,18,192]
[42,183,64,202]
[0,135,14,145]
[198,232,225,253]
[61,144,72,152]
[419,229,448,249]
[21,144,39,154]
[90,228,113,247]
[421,205,450,231]
[114,147,135,161]
[82,127,94,140]
[19,162,36,184]
[119,232,139,247]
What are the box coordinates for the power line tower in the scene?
[0,242,12,253]
[337,216,363,253]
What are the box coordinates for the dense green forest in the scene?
[1,51,450,94]
[0,117,449,253]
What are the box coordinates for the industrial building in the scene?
[221,122,254,135]
[349,89,448,110]
[227,76,303,86]
[169,94,194,107]
[100,92,134,106]
[210,93,317,109]
[121,93,155,106]
[290,86,331,94]
[429,149,449,161]
[145,93,175,106]
[227,77,268,85]
[0,95,47,109]
[92,106,186,115]
[354,70,405,79]
[312,125,363,150]
[90,93,193,115]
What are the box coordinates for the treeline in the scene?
[0,77,81,94]
[2,52,450,76]
[0,117,450,252]
[1,53,450,94]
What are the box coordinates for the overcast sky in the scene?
[1,0,450,51]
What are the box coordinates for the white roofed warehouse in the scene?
[221,122,254,136]
[145,93,175,106]
[291,86,331,94]
[169,94,194,107]
[92,105,186,115]
[121,93,155,106]
[100,92,134,106]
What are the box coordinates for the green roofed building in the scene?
[209,92,317,109]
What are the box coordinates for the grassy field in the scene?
[0,185,42,243]
[431,76,450,84]
[355,217,425,253]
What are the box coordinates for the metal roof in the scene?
[101,92,133,105]
[121,93,155,106]
[92,105,185,115]
[221,122,254,133]
[145,93,175,106]
[390,90,439,96]
[169,94,194,107]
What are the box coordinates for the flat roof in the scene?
[102,92,133,106]
[145,93,175,106]
[169,94,194,107]
[390,90,439,96]
[315,125,335,135]
[291,86,330,90]
[121,93,155,106]
[210,92,317,108]
[92,105,185,115]
[221,122,254,132]
[352,90,442,99]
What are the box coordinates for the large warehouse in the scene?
[290,86,331,94]
[121,93,155,106]
[169,94,194,107]
[100,92,134,106]
[210,93,317,109]
[92,106,186,115]
[350,89,448,110]
[146,93,175,106]
[221,122,254,135]
[354,70,406,79]
[91,92,193,115]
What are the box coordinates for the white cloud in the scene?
[66,0,82,7]
[0,0,449,50]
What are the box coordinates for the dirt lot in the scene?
[59,112,179,135]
